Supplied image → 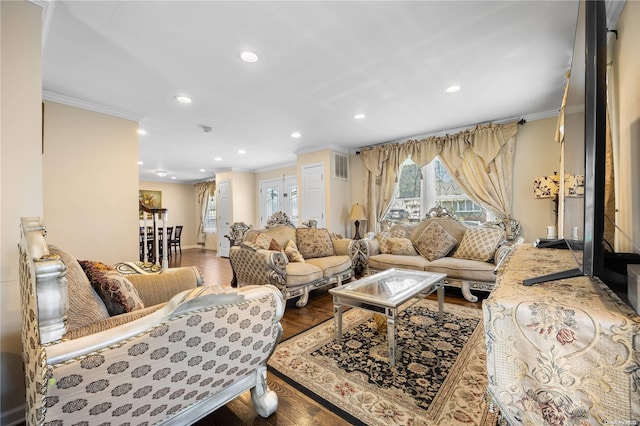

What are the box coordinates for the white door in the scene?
[217,179,231,257]
[259,176,298,227]
[301,163,325,228]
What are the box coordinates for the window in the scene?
[383,157,488,225]
[205,194,216,231]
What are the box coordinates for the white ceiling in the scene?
[41,0,580,183]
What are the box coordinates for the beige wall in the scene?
[43,101,139,264]
[139,180,198,248]
[0,2,43,423]
[512,117,562,241]
[610,1,640,252]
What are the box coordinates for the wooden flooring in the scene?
[167,248,484,425]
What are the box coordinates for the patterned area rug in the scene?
[268,299,498,426]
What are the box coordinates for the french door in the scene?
[259,176,298,227]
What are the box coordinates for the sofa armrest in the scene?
[127,266,203,306]
[229,246,288,291]
[46,284,283,364]
[38,285,284,424]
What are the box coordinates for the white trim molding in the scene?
[43,91,144,122]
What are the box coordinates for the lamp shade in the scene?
[533,174,560,199]
[348,204,367,221]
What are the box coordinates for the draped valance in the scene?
[360,121,519,230]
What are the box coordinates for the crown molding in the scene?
[254,161,297,174]
[28,0,48,8]
[43,91,144,122]
[295,144,349,156]
[606,0,626,31]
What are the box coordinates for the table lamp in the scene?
[348,203,367,240]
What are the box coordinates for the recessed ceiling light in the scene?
[240,51,259,63]
[155,170,168,177]
[137,128,147,135]
[174,95,192,104]
[138,161,144,165]
[444,85,461,93]
[291,132,302,138]
[214,157,223,161]
[171,177,177,180]
[238,149,246,154]
[199,169,206,172]
[353,113,366,120]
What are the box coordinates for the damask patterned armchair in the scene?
[19,217,284,425]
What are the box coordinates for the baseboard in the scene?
[1,404,25,426]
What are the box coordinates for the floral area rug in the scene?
[268,299,498,426]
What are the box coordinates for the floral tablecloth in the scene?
[483,244,640,425]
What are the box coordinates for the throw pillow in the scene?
[284,240,305,263]
[269,238,283,252]
[79,260,145,316]
[386,237,418,256]
[255,233,273,250]
[48,245,110,331]
[453,227,506,262]
[414,222,458,261]
[376,231,392,253]
[296,228,335,259]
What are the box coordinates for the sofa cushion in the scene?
[425,257,497,283]
[377,230,409,253]
[79,260,145,316]
[296,228,335,259]
[414,222,458,261]
[368,253,430,271]
[305,255,352,277]
[284,240,305,263]
[453,227,505,262]
[386,237,418,256]
[48,245,110,332]
[285,262,324,287]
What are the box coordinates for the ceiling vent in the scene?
[332,152,349,180]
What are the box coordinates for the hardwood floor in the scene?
[169,248,484,425]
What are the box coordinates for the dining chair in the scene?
[170,225,183,255]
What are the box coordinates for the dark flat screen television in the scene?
[523,0,606,286]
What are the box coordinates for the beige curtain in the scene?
[194,181,216,244]
[360,121,519,231]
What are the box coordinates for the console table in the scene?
[483,244,640,425]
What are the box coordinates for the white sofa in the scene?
[362,216,513,302]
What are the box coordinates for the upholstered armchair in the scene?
[19,217,284,425]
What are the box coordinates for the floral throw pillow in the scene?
[414,222,458,261]
[453,227,506,262]
[284,240,305,263]
[377,230,408,253]
[386,237,418,256]
[296,228,335,259]
[79,260,145,316]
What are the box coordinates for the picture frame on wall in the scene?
[139,190,162,219]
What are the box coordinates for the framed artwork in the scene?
[139,190,162,219]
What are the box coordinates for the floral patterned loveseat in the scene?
[483,244,640,425]
[19,217,285,425]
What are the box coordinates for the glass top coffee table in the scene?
[329,268,446,366]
